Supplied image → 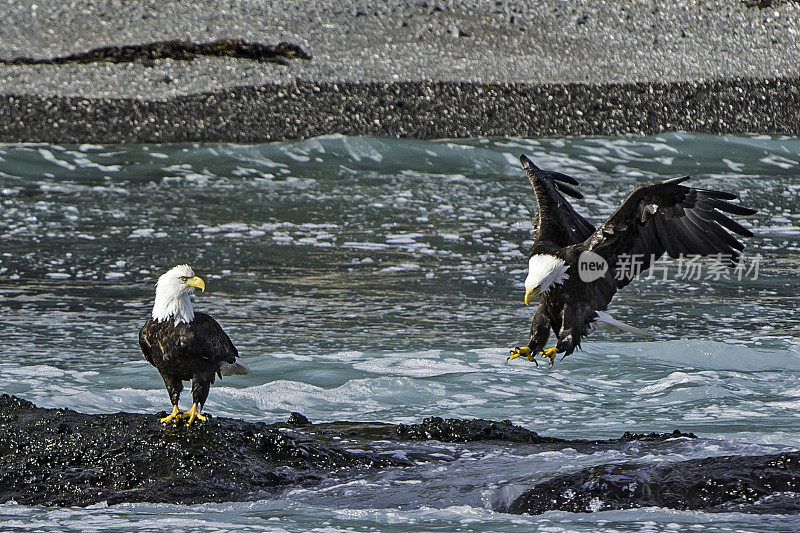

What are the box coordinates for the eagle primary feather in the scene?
[521,154,595,248]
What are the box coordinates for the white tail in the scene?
[219,359,251,376]
[594,311,653,338]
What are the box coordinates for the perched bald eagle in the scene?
[139,265,249,425]
[509,155,757,366]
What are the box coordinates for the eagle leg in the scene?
[540,347,558,366]
[160,374,183,424]
[507,346,538,366]
[508,346,558,366]
[160,405,183,425]
[180,403,208,425]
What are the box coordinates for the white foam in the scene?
[353,355,479,378]
[379,263,421,273]
[38,148,76,170]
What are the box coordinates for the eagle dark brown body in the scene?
[141,264,247,425]
[139,312,237,412]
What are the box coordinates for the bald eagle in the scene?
[509,155,757,366]
[139,265,249,425]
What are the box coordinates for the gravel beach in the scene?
[1,0,799,142]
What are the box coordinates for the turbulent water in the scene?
[1,134,799,531]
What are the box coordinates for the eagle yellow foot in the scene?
[508,346,535,363]
[541,347,558,366]
[160,405,183,425]
[179,403,208,426]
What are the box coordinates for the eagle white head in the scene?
[524,254,569,306]
[151,264,206,324]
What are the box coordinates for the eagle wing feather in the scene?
[190,312,238,365]
[521,155,595,248]
[586,176,757,292]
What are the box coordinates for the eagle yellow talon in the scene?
[508,346,534,362]
[182,403,207,426]
[541,347,558,366]
[160,405,183,425]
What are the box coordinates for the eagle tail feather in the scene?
[594,311,653,338]
[219,359,251,376]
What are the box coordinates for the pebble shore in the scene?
[1,0,799,141]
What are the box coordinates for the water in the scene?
[1,134,799,531]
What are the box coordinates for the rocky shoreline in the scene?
[1,0,799,142]
[3,394,800,514]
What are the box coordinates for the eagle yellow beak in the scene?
[184,276,205,292]
[524,288,539,306]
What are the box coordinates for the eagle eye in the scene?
[179,276,189,282]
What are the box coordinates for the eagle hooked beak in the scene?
[183,276,206,292]
[524,288,539,306]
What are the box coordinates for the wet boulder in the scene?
[0,395,402,507]
[395,416,564,443]
[395,417,694,445]
[509,452,800,515]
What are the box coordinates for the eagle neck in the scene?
[152,290,194,325]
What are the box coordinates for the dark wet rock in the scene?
[0,395,402,507]
[509,451,800,515]
[613,429,697,442]
[286,412,311,426]
[281,421,406,446]
[395,417,695,445]
[743,0,799,7]
[0,394,757,511]
[396,416,563,443]
[0,39,310,67]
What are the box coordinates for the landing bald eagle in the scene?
[139,264,249,425]
[509,155,757,366]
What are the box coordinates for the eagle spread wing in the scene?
[587,176,757,287]
[554,175,758,335]
[521,155,595,247]
[549,177,756,357]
